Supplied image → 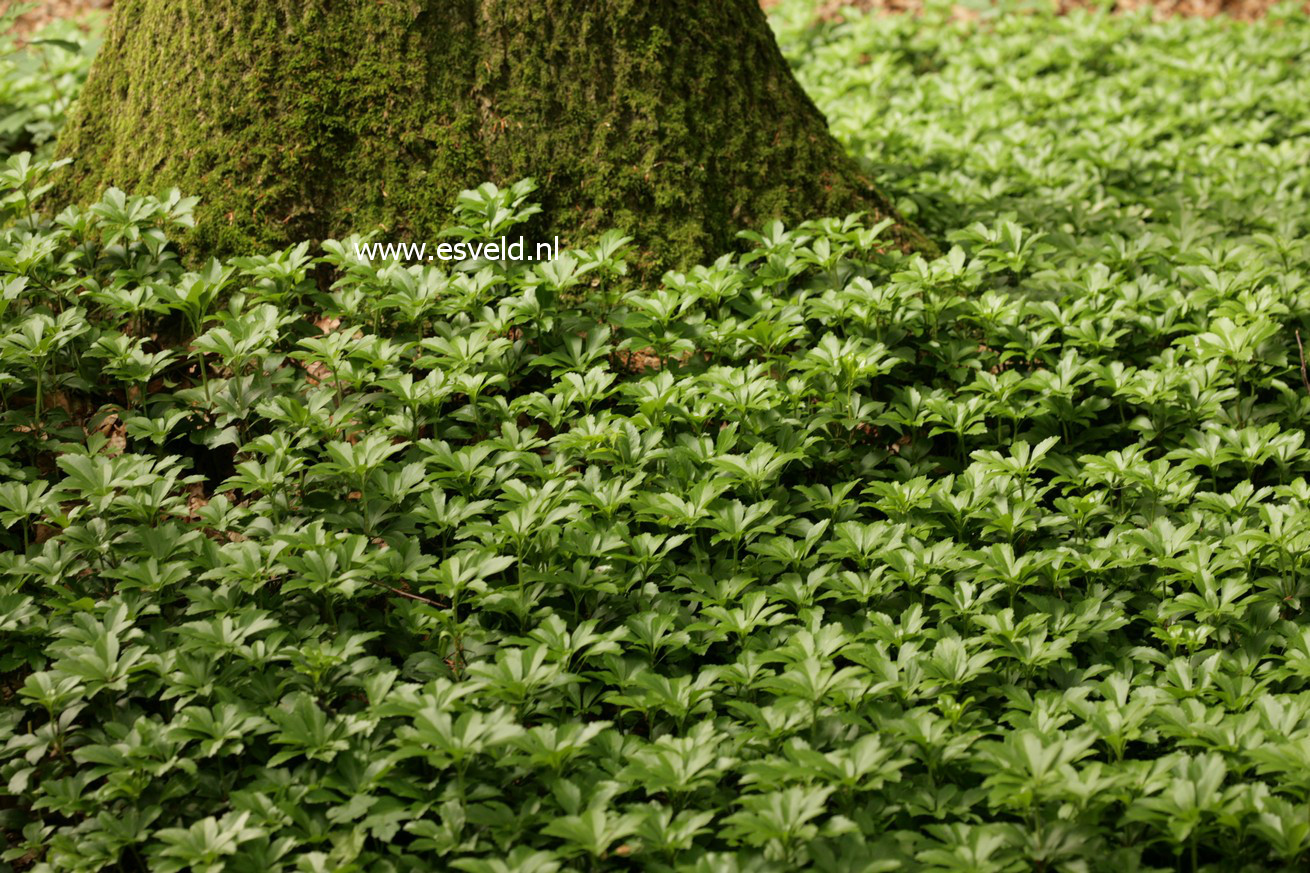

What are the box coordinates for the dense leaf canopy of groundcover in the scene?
[2,3,1310,871]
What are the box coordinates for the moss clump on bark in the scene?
[56,0,933,270]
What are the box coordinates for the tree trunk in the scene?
[56,0,930,269]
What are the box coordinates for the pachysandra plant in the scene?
[1,2,1310,872]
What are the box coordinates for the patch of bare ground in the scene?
[2,0,110,37]
[9,0,1307,40]
[763,0,1308,21]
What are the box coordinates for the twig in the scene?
[367,579,444,608]
[1298,329,1310,395]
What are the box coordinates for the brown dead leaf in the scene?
[96,413,127,457]
[617,347,665,374]
[303,361,331,385]
[185,482,209,520]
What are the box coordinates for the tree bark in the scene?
[56,0,931,269]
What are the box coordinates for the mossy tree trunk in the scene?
[57,0,928,268]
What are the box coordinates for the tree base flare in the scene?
[55,0,934,270]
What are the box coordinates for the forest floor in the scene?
[3,0,108,36]
[771,0,1308,19]
[5,0,1309,35]
[3,0,1310,869]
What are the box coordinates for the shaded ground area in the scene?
[767,0,1308,18]
[2,0,109,36]
[7,0,1309,34]
[1056,0,1303,15]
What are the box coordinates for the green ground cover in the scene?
[1,2,1309,870]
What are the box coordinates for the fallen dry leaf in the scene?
[96,412,127,457]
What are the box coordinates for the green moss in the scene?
[56,0,934,271]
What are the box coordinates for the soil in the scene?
[7,0,1306,37]
[769,0,1308,19]
[2,0,110,36]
